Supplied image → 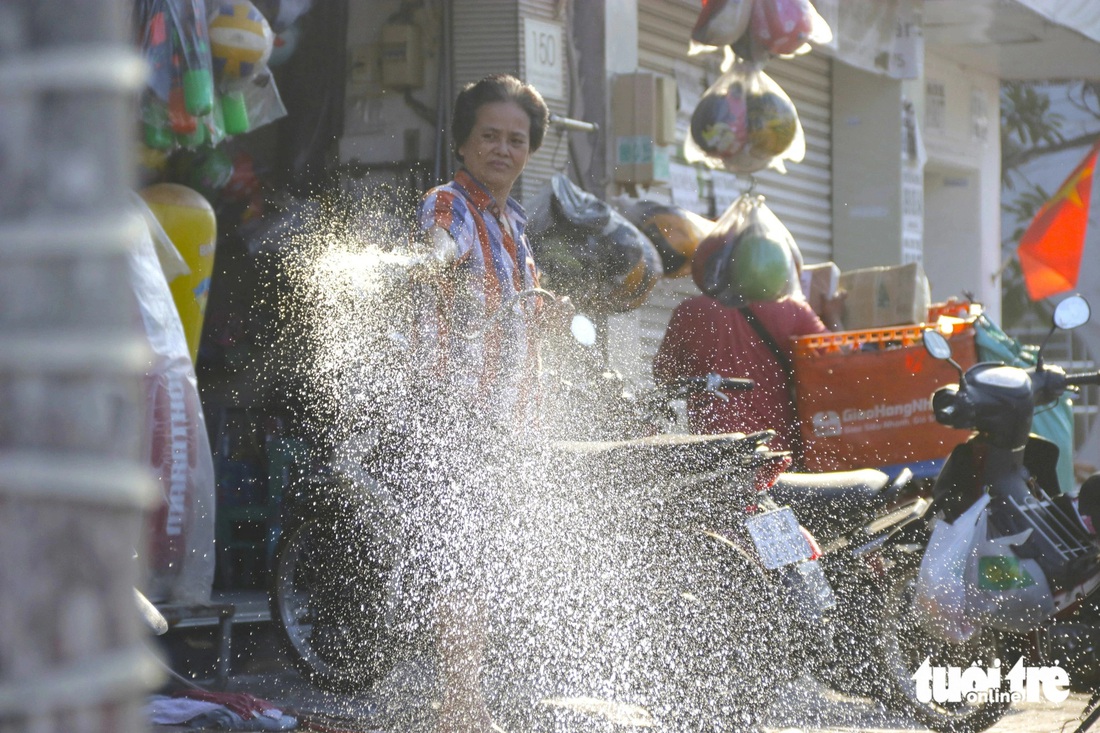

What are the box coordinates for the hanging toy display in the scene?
[209,1,274,83]
[686,56,804,174]
[692,194,803,307]
[690,0,754,52]
[207,0,287,136]
[135,0,223,151]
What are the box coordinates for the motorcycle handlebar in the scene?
[456,287,558,341]
[666,375,756,397]
[1066,371,1100,387]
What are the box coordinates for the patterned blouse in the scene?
[417,169,541,421]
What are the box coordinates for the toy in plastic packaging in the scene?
[528,174,663,315]
[915,494,988,643]
[686,56,805,174]
[140,183,218,364]
[135,0,224,150]
[691,194,802,306]
[623,201,714,278]
[207,0,287,135]
[129,194,217,604]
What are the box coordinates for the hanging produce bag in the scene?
[691,194,802,306]
[528,175,662,314]
[686,56,805,174]
[622,201,714,278]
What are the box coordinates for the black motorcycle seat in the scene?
[769,469,891,542]
[552,432,768,475]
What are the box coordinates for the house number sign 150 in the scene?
[523,18,563,100]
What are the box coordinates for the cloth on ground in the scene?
[148,692,298,730]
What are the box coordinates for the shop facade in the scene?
[191,0,1100,590]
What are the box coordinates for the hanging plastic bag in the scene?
[686,55,805,174]
[134,0,224,150]
[691,194,802,307]
[129,194,217,605]
[964,502,1056,633]
[915,494,990,643]
[622,201,714,278]
[207,0,287,135]
[690,0,754,53]
[528,175,662,314]
[691,0,832,59]
[732,0,833,62]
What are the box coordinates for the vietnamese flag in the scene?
[1017,140,1100,300]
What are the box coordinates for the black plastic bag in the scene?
[528,175,662,314]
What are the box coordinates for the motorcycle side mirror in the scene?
[571,314,598,347]
[923,328,964,377]
[923,329,951,359]
[1053,294,1090,330]
[1038,294,1091,370]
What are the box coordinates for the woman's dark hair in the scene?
[452,74,549,162]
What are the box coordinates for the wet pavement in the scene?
[149,620,1096,733]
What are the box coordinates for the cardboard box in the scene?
[839,261,931,330]
[800,262,840,321]
[791,323,977,472]
[611,72,674,186]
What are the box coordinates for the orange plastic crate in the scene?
[791,321,977,472]
[927,299,976,322]
[792,319,974,358]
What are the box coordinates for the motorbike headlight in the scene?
[931,385,960,426]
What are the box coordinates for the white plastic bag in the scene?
[966,509,1055,633]
[915,494,989,643]
[129,198,217,604]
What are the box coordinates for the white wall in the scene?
[907,54,1002,323]
[339,1,444,164]
[831,63,904,269]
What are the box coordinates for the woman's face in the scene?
[457,100,532,204]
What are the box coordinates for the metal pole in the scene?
[0,1,160,731]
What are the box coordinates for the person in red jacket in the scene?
[654,295,827,457]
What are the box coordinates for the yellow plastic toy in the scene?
[140,183,217,363]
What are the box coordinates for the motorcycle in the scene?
[268,273,836,730]
[855,293,1100,733]
[522,367,838,730]
[585,365,946,708]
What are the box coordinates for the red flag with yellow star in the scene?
[1017,140,1100,300]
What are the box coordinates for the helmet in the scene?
[604,223,663,313]
[627,201,713,278]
